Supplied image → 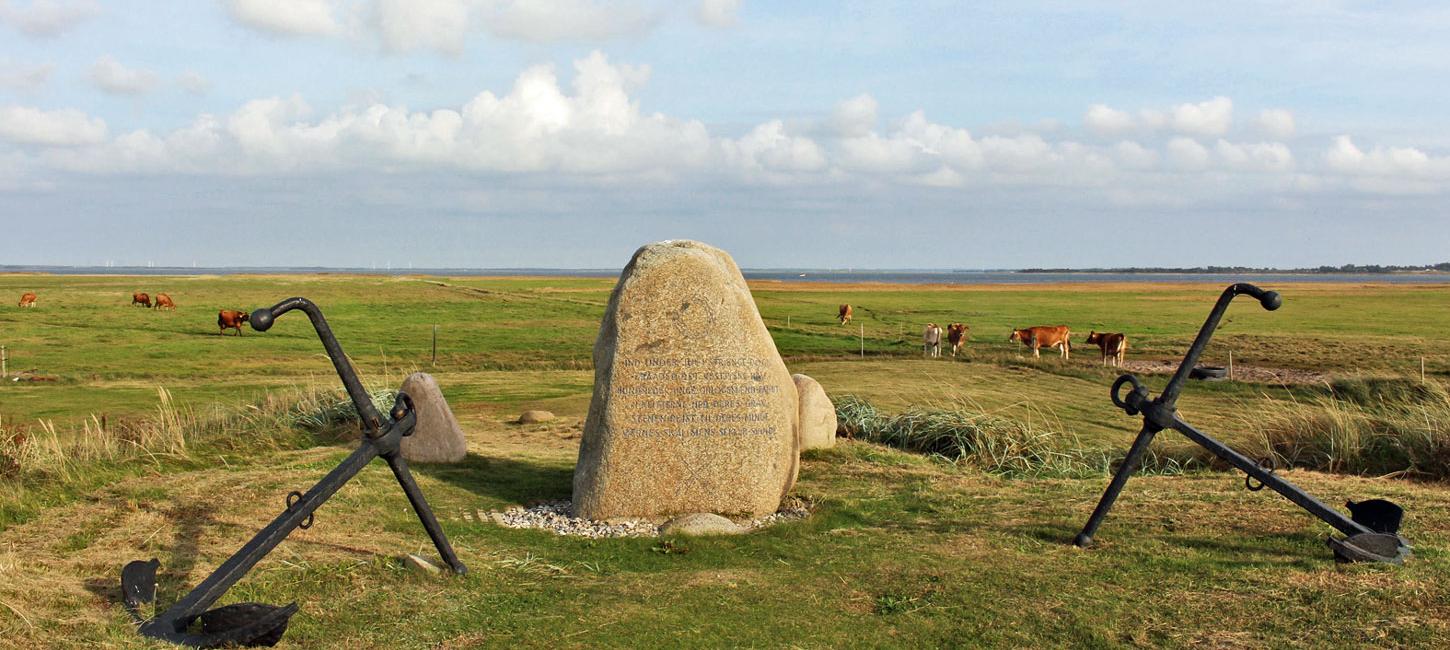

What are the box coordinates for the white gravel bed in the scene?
[487,498,812,538]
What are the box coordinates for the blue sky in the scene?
[1,1,1447,268]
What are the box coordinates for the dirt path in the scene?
[1119,359,1331,385]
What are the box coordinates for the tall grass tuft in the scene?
[1244,378,1450,479]
[0,382,396,526]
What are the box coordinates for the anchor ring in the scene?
[1245,456,1276,492]
[286,490,314,530]
[1111,374,1146,416]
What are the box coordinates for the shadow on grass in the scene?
[415,453,574,507]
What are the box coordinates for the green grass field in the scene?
[1,273,1447,647]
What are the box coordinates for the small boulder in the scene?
[518,410,555,424]
[793,374,837,450]
[660,513,745,537]
[398,372,467,463]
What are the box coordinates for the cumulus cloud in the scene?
[0,105,107,146]
[177,70,211,95]
[1214,139,1293,172]
[223,0,669,53]
[1084,97,1234,137]
[1325,135,1450,178]
[831,93,878,137]
[1256,108,1295,139]
[3,62,1438,203]
[695,0,740,27]
[0,59,53,91]
[89,55,158,95]
[1168,96,1233,136]
[1166,137,1210,170]
[0,0,98,37]
[482,0,659,44]
[225,0,340,37]
[1084,104,1133,135]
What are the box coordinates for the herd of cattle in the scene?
[13,291,252,336]
[10,291,1126,363]
[838,303,1129,367]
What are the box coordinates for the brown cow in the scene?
[1009,325,1071,360]
[946,323,969,357]
[153,293,175,311]
[218,309,250,336]
[132,291,151,307]
[1085,331,1127,367]
[17,292,36,308]
[838,304,853,325]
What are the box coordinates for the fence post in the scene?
[431,325,438,366]
[787,315,791,327]
[860,323,865,358]
[1228,350,1234,381]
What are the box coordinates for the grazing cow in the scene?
[153,293,175,311]
[17,292,36,308]
[1009,325,1071,360]
[923,323,943,358]
[946,323,969,357]
[217,309,250,336]
[132,291,151,308]
[1085,331,1128,367]
[838,304,853,325]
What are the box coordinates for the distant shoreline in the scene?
[1019,265,1450,275]
[4,265,1450,286]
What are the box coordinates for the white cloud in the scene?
[1112,140,1158,169]
[0,105,107,146]
[1215,139,1293,172]
[178,70,211,95]
[831,93,877,137]
[0,0,98,37]
[695,0,740,27]
[722,120,826,176]
[1256,108,1295,139]
[482,0,659,44]
[225,0,340,37]
[1084,104,1133,135]
[1166,137,1209,169]
[1169,96,1233,136]
[372,0,472,54]
[0,59,53,91]
[1325,135,1450,178]
[89,55,158,95]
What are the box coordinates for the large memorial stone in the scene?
[573,240,800,520]
[793,374,837,450]
[398,372,467,463]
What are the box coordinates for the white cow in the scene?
[923,323,943,358]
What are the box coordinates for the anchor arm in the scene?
[1167,415,1370,537]
[251,297,385,433]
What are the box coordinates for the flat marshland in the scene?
[1,274,1448,647]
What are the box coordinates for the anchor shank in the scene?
[1160,284,1277,407]
[1170,417,1370,537]
[151,440,380,632]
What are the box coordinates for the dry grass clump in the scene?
[836,395,1207,477]
[0,383,393,509]
[1244,377,1450,479]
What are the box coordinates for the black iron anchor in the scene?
[120,297,467,647]
[1073,283,1410,564]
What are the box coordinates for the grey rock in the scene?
[399,372,467,463]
